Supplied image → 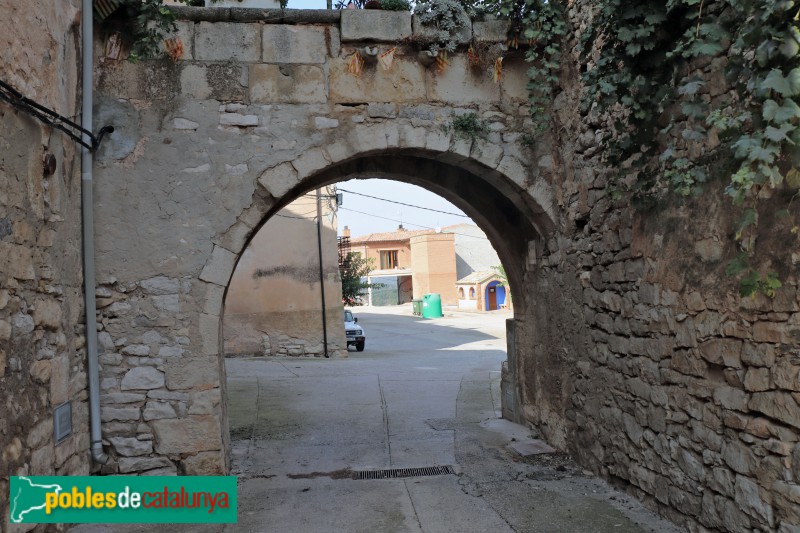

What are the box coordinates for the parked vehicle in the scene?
[344,310,365,352]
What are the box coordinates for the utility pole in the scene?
[316,188,330,358]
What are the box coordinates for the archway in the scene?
[206,144,556,470]
[485,280,505,311]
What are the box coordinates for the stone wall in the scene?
[510,1,800,531]
[86,5,800,532]
[91,8,547,479]
[0,0,92,528]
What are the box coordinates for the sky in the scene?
[335,179,472,238]
[291,0,342,8]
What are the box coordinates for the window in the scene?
[458,287,465,299]
[380,250,399,269]
[469,287,475,299]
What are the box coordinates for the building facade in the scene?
[223,187,347,357]
[343,224,500,306]
[456,270,510,311]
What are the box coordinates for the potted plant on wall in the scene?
[380,0,411,10]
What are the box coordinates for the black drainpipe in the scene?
[316,188,330,358]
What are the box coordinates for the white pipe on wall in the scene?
[82,0,109,465]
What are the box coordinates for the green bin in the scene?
[412,299,423,316]
[421,293,443,319]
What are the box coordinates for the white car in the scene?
[344,310,365,352]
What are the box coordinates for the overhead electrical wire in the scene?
[336,188,469,218]
[339,207,489,240]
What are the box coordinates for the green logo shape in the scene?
[9,476,237,524]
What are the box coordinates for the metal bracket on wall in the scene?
[0,80,114,151]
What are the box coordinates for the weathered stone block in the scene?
[180,451,225,475]
[292,147,330,179]
[100,392,146,404]
[118,456,173,474]
[199,245,237,287]
[258,162,300,199]
[140,276,180,295]
[188,389,221,415]
[250,64,326,103]
[165,356,220,390]
[32,298,62,329]
[772,356,800,392]
[180,62,248,101]
[341,10,411,41]
[263,25,339,64]
[750,392,800,429]
[101,406,141,422]
[121,367,165,391]
[426,55,500,104]
[195,22,261,62]
[735,475,775,526]
[143,401,177,421]
[152,415,222,454]
[329,57,425,104]
[219,113,258,127]
[670,350,708,377]
[753,322,787,343]
[713,385,749,411]
[122,345,150,356]
[199,313,221,356]
[0,242,35,280]
[744,367,771,392]
[742,343,776,367]
[699,338,743,368]
[109,436,153,457]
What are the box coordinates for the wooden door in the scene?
[487,286,497,310]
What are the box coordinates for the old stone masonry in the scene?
[1,2,799,533]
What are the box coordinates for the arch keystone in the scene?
[399,123,427,148]
[258,162,298,198]
[351,124,389,153]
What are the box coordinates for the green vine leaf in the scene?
[761,68,800,97]
[762,98,800,122]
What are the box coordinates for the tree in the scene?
[340,253,377,306]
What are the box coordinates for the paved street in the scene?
[73,305,679,533]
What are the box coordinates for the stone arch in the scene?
[202,124,557,322]
[193,130,557,472]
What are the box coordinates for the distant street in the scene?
[72,305,679,533]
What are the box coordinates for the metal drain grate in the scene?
[352,465,456,480]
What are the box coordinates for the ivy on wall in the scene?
[500,0,799,297]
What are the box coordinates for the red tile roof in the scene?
[350,228,433,244]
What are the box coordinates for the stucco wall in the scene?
[410,233,457,305]
[352,238,413,271]
[223,188,346,357]
[0,0,93,527]
[448,223,501,280]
